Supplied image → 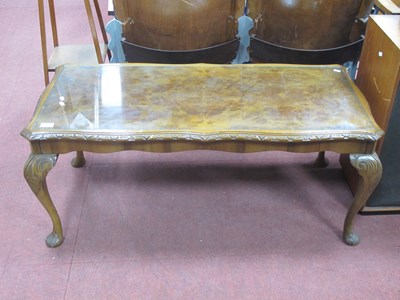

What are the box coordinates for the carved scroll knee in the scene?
[24,154,63,247]
[343,152,382,246]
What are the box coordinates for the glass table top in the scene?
[22,63,383,142]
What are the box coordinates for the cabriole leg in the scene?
[314,151,329,168]
[71,151,86,168]
[23,153,63,247]
[343,152,382,246]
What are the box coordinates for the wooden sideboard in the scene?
[341,15,400,213]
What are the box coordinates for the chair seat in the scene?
[48,43,108,70]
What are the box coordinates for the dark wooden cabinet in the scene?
[341,15,400,212]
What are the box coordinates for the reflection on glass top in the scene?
[24,63,381,140]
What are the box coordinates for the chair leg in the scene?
[84,0,104,63]
[38,0,49,85]
[93,0,112,60]
[48,0,58,47]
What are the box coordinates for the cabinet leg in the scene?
[343,152,382,246]
[23,153,63,247]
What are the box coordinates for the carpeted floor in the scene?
[0,1,399,299]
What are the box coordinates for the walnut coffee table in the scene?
[21,63,383,247]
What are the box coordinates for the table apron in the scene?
[30,139,377,155]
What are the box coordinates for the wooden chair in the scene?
[112,0,240,63]
[38,0,111,85]
[249,0,368,64]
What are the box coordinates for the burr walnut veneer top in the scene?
[22,63,383,148]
